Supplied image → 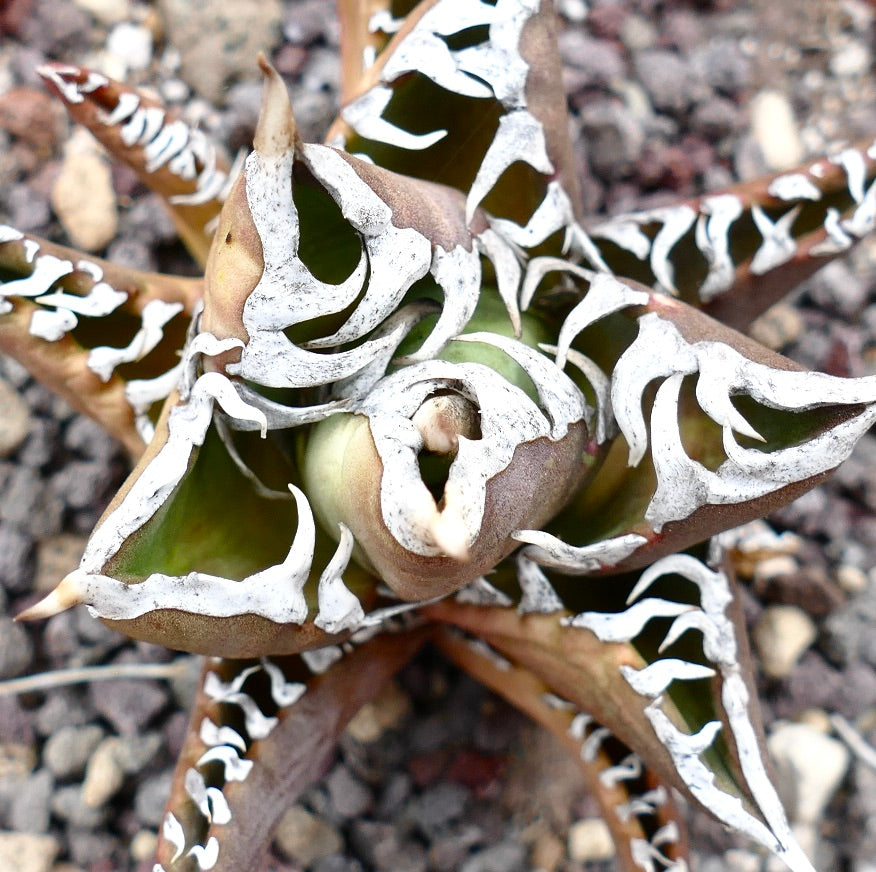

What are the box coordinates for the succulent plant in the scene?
[2,2,875,871]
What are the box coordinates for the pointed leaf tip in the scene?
[17,570,86,621]
[254,54,298,157]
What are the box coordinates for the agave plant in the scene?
[2,2,876,870]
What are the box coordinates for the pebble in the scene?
[346,681,410,743]
[0,523,35,591]
[130,828,158,863]
[633,49,707,114]
[34,533,88,593]
[0,832,58,872]
[42,725,104,779]
[404,782,469,838]
[134,771,174,827]
[0,379,31,458]
[326,765,373,818]
[105,22,153,72]
[530,829,564,872]
[52,784,109,828]
[274,805,344,866]
[830,41,871,78]
[0,744,36,779]
[0,617,34,679]
[768,722,849,824]
[157,0,283,103]
[753,605,817,679]
[749,303,804,351]
[749,90,804,171]
[837,565,869,594]
[568,817,615,862]
[459,841,526,872]
[82,733,163,806]
[4,768,54,833]
[88,675,169,735]
[50,130,118,253]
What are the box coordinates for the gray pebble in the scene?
[35,689,92,736]
[404,782,469,838]
[50,459,115,511]
[51,784,109,828]
[459,841,527,872]
[690,38,751,94]
[326,764,373,819]
[558,31,625,88]
[67,829,120,867]
[17,418,60,469]
[633,49,708,114]
[90,677,168,736]
[134,771,174,827]
[578,101,645,178]
[0,617,34,679]
[42,724,105,780]
[4,768,54,832]
[0,523,35,591]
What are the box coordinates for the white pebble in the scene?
[568,818,615,862]
[768,722,850,825]
[106,22,153,72]
[749,90,804,171]
[753,605,817,679]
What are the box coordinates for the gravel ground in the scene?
[1,1,876,871]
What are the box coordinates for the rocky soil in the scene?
[1,1,875,871]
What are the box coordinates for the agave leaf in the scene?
[436,624,691,872]
[520,269,876,574]
[427,541,815,872]
[39,63,243,266]
[0,227,202,453]
[588,140,876,330]
[328,0,584,242]
[155,629,431,871]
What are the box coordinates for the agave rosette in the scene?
[2,2,876,871]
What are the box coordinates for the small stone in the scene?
[568,817,615,862]
[530,829,564,872]
[346,681,410,743]
[34,533,88,593]
[42,725,104,779]
[274,805,343,866]
[88,675,168,735]
[80,739,126,807]
[158,0,283,103]
[0,523,34,591]
[134,771,173,827]
[0,832,58,872]
[0,379,31,458]
[830,41,871,78]
[0,617,34,679]
[753,605,817,679]
[6,769,53,833]
[749,90,804,171]
[326,765,372,818]
[0,87,66,152]
[749,303,804,350]
[51,785,109,828]
[0,744,36,779]
[459,842,526,872]
[106,22,153,71]
[768,722,850,824]
[130,829,158,862]
[405,782,469,837]
[633,50,706,115]
[837,565,868,593]
[50,130,118,252]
